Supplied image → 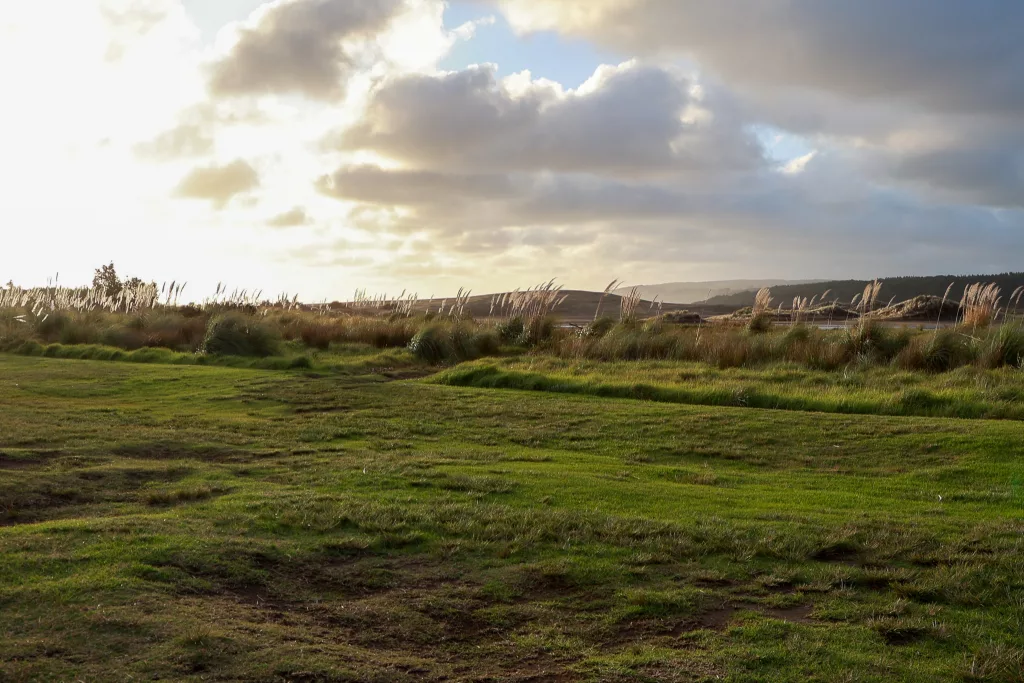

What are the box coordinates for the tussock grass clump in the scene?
[491,281,567,347]
[344,316,419,348]
[583,316,617,339]
[408,323,498,365]
[522,315,557,346]
[843,321,910,363]
[267,311,419,350]
[141,313,207,350]
[3,309,212,354]
[496,317,525,344]
[980,324,1024,369]
[202,314,279,357]
[960,642,1024,682]
[778,325,848,370]
[897,329,975,373]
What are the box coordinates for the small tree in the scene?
[93,263,122,298]
[122,277,147,291]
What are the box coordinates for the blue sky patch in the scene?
[441,4,620,88]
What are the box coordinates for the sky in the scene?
[2,1,1023,300]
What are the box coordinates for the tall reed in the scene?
[960,282,1001,330]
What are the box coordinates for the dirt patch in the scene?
[374,368,437,381]
[695,607,740,630]
[764,603,816,624]
[870,619,932,646]
[293,405,351,415]
[810,541,861,564]
[112,442,274,464]
[685,603,817,631]
[0,456,42,470]
[693,577,738,589]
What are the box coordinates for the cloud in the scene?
[208,0,405,101]
[135,122,214,160]
[317,165,516,206]
[316,152,1024,281]
[334,62,762,175]
[310,49,1024,282]
[479,0,1024,215]
[267,206,314,227]
[867,136,1024,210]
[100,0,186,61]
[493,0,1024,118]
[175,159,259,208]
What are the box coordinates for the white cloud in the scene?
[334,61,763,176]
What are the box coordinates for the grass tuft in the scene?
[202,313,280,357]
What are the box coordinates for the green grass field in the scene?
[434,357,1024,420]
[1,353,1022,681]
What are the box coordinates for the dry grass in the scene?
[619,286,643,325]
[593,279,621,322]
[747,288,774,333]
[0,280,161,316]
[858,280,884,315]
[6,274,1024,376]
[791,296,816,324]
[960,282,1001,329]
[752,288,773,317]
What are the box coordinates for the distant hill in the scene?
[702,273,1024,308]
[615,280,825,304]
[407,290,736,324]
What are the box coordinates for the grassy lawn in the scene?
[1,353,1022,681]
[434,356,1024,420]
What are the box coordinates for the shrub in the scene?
[34,313,72,343]
[144,313,207,351]
[201,313,279,357]
[58,319,101,346]
[100,326,147,350]
[14,340,44,356]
